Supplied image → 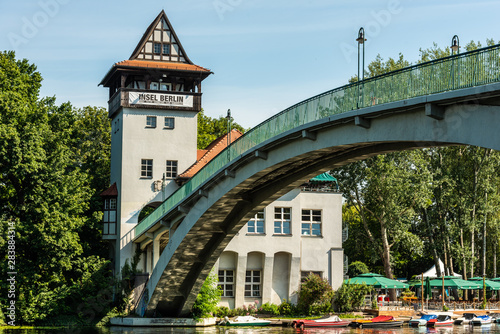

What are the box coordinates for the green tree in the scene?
[0,51,113,324]
[197,110,246,149]
[191,269,221,319]
[339,39,500,284]
[332,151,430,288]
[347,261,369,277]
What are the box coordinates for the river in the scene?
[2,325,500,334]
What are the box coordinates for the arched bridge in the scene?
[133,44,500,317]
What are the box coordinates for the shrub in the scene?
[214,306,238,317]
[259,302,279,316]
[191,270,221,319]
[278,299,297,316]
[333,282,372,313]
[297,274,334,315]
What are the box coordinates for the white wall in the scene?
[111,107,198,276]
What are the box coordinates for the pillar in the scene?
[289,256,301,304]
[235,254,247,308]
[262,255,274,305]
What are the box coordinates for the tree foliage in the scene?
[197,110,246,149]
[0,51,113,324]
[337,39,500,284]
[191,270,221,319]
[348,261,369,277]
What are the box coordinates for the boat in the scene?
[352,315,403,328]
[220,316,271,326]
[488,313,500,323]
[409,314,438,326]
[427,314,453,327]
[292,315,350,328]
[454,312,477,325]
[471,315,492,326]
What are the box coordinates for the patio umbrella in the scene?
[428,276,481,289]
[469,277,500,290]
[345,273,409,289]
[424,276,432,299]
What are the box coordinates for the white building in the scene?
[100,10,345,310]
[217,184,344,308]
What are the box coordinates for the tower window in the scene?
[162,44,170,55]
[141,159,153,178]
[153,43,161,54]
[103,197,117,235]
[166,160,178,178]
[164,117,175,129]
[160,83,171,91]
[146,116,157,128]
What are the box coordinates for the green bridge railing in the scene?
[134,44,500,237]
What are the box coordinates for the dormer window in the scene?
[154,43,161,54]
[162,44,170,55]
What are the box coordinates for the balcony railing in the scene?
[108,88,202,116]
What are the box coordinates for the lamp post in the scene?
[451,35,460,55]
[450,35,460,88]
[356,27,366,108]
[226,109,231,161]
[356,27,366,81]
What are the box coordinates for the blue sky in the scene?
[1,0,498,128]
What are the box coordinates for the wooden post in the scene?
[442,273,445,309]
[421,273,424,311]
[484,276,486,306]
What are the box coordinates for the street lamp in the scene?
[226,109,232,161]
[356,28,366,109]
[356,27,366,81]
[451,35,460,55]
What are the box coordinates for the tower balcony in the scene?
[108,88,202,117]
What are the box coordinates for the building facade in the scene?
[100,10,345,309]
[217,185,344,309]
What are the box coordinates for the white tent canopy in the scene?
[417,259,462,279]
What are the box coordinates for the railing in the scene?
[108,88,202,116]
[134,44,500,238]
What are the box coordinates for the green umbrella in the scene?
[469,277,500,290]
[428,276,481,289]
[345,273,409,289]
[424,276,432,299]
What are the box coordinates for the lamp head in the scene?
[356,27,366,44]
[451,35,460,53]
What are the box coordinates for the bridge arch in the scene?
[138,83,500,316]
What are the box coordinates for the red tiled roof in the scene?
[100,183,118,197]
[115,59,211,73]
[197,150,208,160]
[178,129,243,180]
